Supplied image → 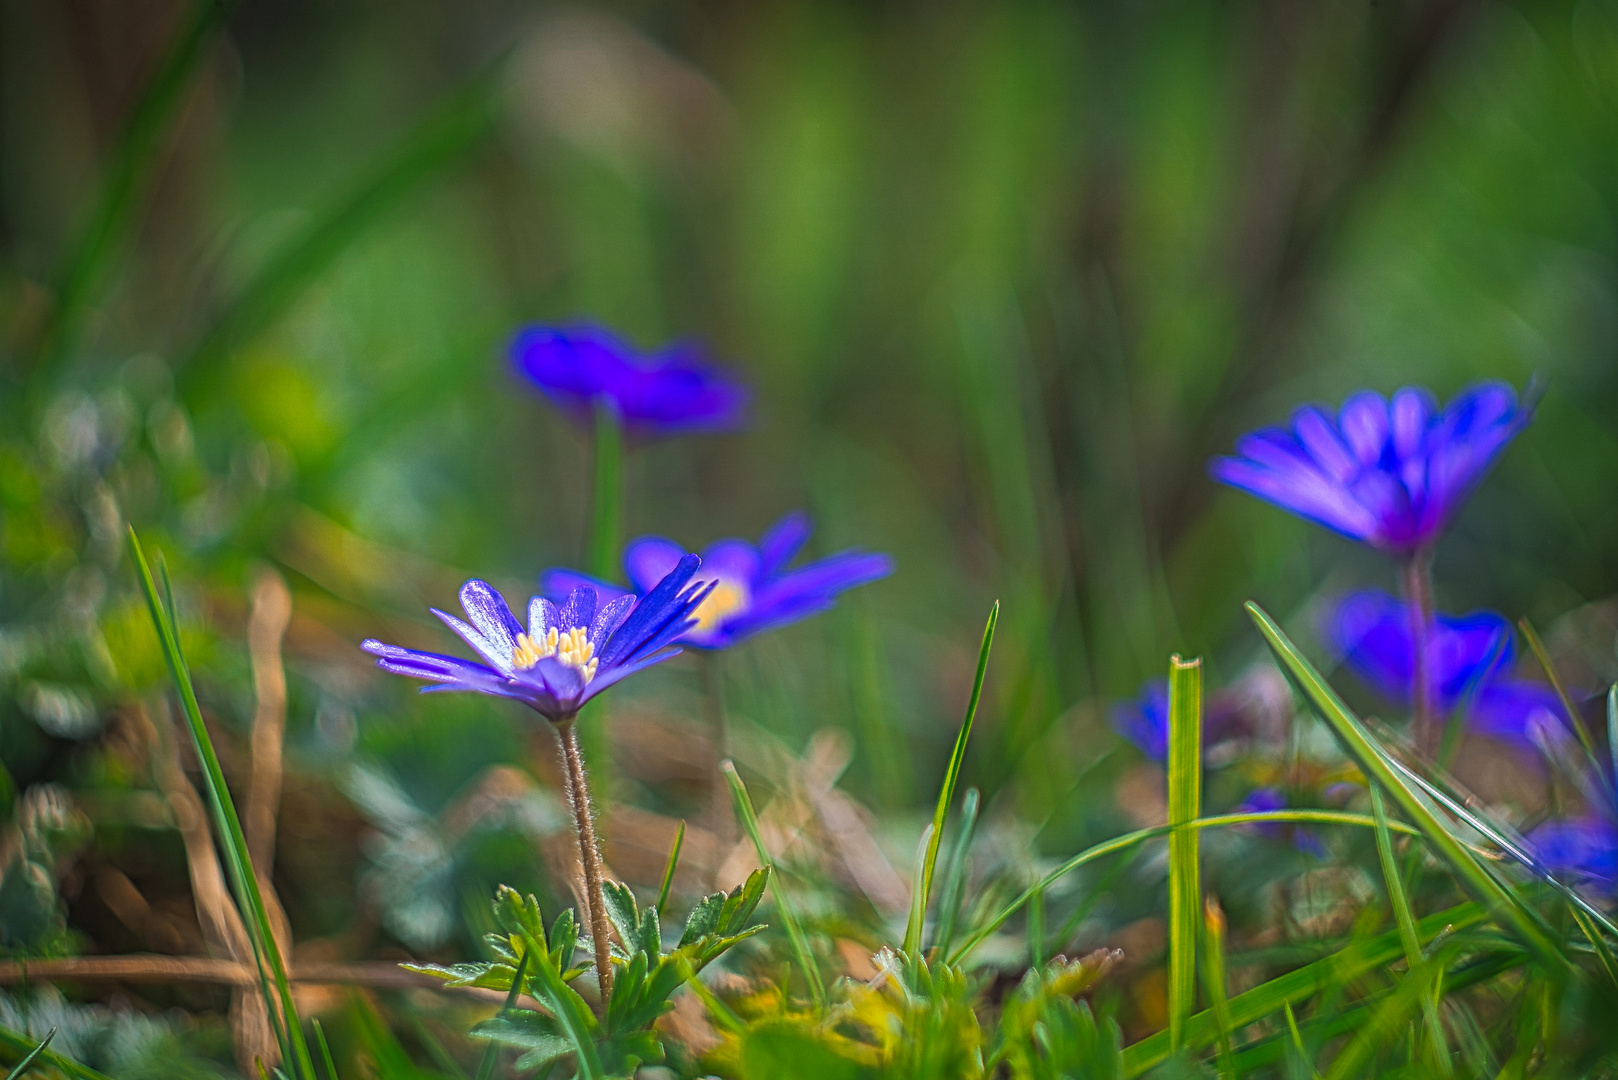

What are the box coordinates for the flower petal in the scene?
[623,537,688,593]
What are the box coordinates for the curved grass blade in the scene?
[1519,617,1606,788]
[904,601,997,957]
[1245,602,1572,978]
[41,0,236,366]
[656,819,686,916]
[722,760,826,1008]
[1166,655,1202,1052]
[4,1028,55,1080]
[182,66,504,389]
[129,529,317,1078]
[312,1019,340,1080]
[949,809,1422,966]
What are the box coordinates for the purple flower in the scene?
[544,512,893,649]
[1527,817,1618,895]
[361,555,712,723]
[1110,678,1252,763]
[1210,382,1533,553]
[1235,788,1328,859]
[511,324,749,435]
[1328,590,1566,747]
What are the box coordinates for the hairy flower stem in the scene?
[557,718,614,1000]
[1402,548,1437,755]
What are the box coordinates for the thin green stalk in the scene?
[905,601,997,958]
[1201,898,1235,1078]
[934,787,981,957]
[1519,618,1606,787]
[722,761,826,1008]
[474,947,530,1080]
[657,819,686,915]
[128,529,316,1078]
[1028,884,1046,969]
[1167,655,1203,1053]
[1371,787,1450,1073]
[312,1020,339,1080]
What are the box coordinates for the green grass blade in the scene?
[1121,903,1488,1076]
[3,1029,55,1080]
[1028,882,1046,969]
[0,1028,110,1080]
[722,760,826,1009]
[1166,655,1203,1052]
[1245,602,1572,978]
[905,601,997,958]
[128,529,317,1078]
[588,400,624,580]
[181,67,503,388]
[1372,787,1450,1072]
[1607,684,1618,794]
[656,819,686,916]
[1201,899,1235,1077]
[933,786,980,956]
[312,1019,340,1080]
[1321,945,1456,1080]
[949,809,1422,966]
[1519,618,1606,786]
[42,0,235,365]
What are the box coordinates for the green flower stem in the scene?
[1402,547,1436,755]
[557,718,614,1001]
[589,398,624,580]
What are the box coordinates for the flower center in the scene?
[691,580,747,635]
[512,626,598,683]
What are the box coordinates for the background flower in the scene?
[544,512,892,649]
[1210,383,1533,553]
[511,324,749,435]
[1328,589,1565,747]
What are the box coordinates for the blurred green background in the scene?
[4,0,1618,1060]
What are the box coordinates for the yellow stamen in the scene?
[512,625,598,683]
[691,581,747,635]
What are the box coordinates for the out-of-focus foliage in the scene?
[7,0,1618,1075]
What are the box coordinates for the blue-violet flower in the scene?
[1111,678,1251,762]
[543,512,893,649]
[1328,590,1565,747]
[511,323,748,435]
[1210,382,1533,553]
[362,554,712,723]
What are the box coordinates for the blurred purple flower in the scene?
[544,512,893,649]
[1110,678,1251,762]
[1209,382,1533,554]
[1235,788,1327,859]
[511,324,749,435]
[362,555,712,723]
[1328,590,1566,747]
[1528,816,1618,895]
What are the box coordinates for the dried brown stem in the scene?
[246,567,294,958]
[558,718,614,1000]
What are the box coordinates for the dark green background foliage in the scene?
[4,0,1618,1074]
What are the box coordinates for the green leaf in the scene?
[723,761,826,1008]
[602,880,641,957]
[905,601,997,958]
[475,1011,572,1074]
[1245,602,1572,978]
[127,530,316,1078]
[1165,654,1202,1052]
[679,892,726,946]
[550,908,580,976]
[1371,786,1450,1069]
